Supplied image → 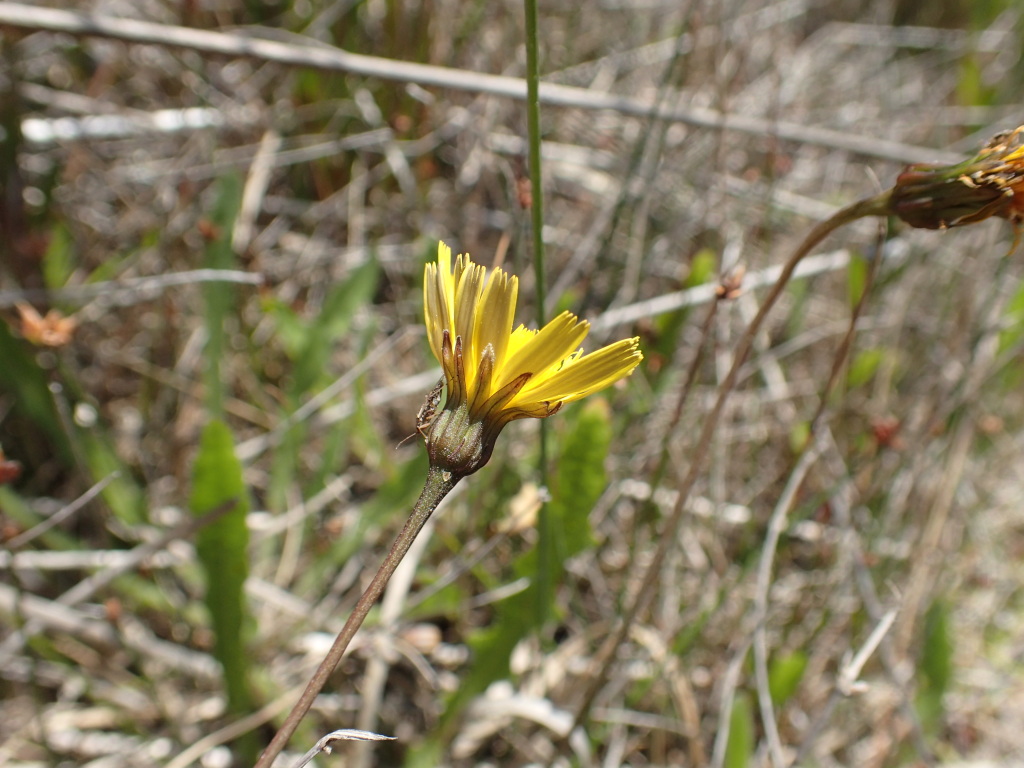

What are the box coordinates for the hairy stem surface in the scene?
[253,465,459,768]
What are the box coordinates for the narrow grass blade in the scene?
[189,419,255,742]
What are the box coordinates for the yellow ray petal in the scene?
[500,311,589,386]
[473,268,518,381]
[514,337,642,405]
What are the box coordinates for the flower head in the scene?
[422,242,642,477]
[890,125,1024,230]
[16,302,77,347]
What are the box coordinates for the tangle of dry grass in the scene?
[2,2,1024,767]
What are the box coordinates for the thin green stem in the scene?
[569,190,893,730]
[523,0,552,628]
[523,0,546,324]
[253,466,459,768]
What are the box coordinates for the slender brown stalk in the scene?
[570,190,893,730]
[806,215,887,437]
[651,296,720,490]
[749,216,888,768]
[253,466,459,768]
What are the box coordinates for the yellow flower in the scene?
[422,241,642,477]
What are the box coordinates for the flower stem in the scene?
[523,0,553,628]
[253,466,459,768]
[523,0,546,324]
[569,189,893,731]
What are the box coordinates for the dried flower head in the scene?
[890,125,1024,230]
[16,303,77,347]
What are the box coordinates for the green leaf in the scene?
[768,650,808,706]
[292,257,379,394]
[87,230,153,285]
[998,276,1024,355]
[724,690,754,768]
[686,248,717,287]
[266,257,379,511]
[349,385,387,471]
[917,597,953,734]
[0,323,70,462]
[846,252,868,308]
[201,174,243,418]
[788,420,811,455]
[652,248,718,367]
[957,56,996,110]
[538,398,611,614]
[921,599,953,693]
[847,348,884,389]
[76,426,145,524]
[189,419,253,718]
[0,486,76,549]
[785,277,811,339]
[261,296,307,359]
[42,223,75,290]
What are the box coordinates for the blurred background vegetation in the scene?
[2,0,1024,766]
